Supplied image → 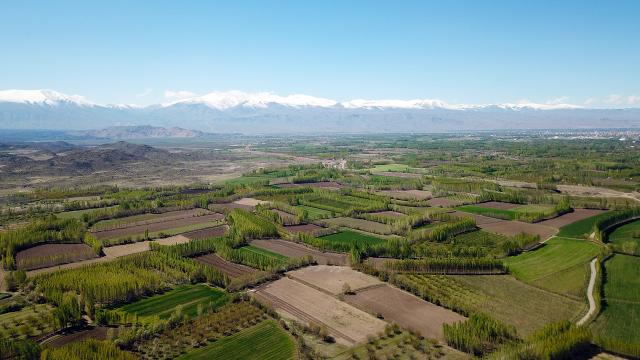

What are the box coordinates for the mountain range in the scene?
[1,89,638,133]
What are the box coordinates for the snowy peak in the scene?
[0,89,95,106]
[164,90,338,109]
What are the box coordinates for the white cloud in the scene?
[546,96,569,105]
[164,90,196,101]
[601,94,640,106]
[136,88,153,98]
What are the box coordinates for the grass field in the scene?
[453,275,585,336]
[592,254,640,352]
[319,230,386,247]
[177,320,296,360]
[321,217,393,234]
[295,204,333,219]
[0,304,55,339]
[607,219,640,255]
[239,245,289,261]
[504,237,601,298]
[557,210,615,238]
[457,205,516,219]
[115,284,229,320]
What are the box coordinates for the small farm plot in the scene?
[504,237,601,298]
[256,277,387,346]
[345,284,465,340]
[287,265,382,295]
[182,225,227,240]
[295,205,333,220]
[606,219,640,255]
[0,303,56,340]
[91,209,213,231]
[366,210,407,220]
[427,197,464,208]
[537,208,607,229]
[195,253,257,278]
[318,229,386,247]
[283,223,324,235]
[233,197,269,207]
[91,213,224,243]
[16,243,97,271]
[460,213,558,240]
[251,240,348,265]
[177,320,296,360]
[592,254,640,350]
[475,201,519,210]
[112,284,229,321]
[557,210,616,238]
[239,245,289,262]
[321,217,393,235]
[376,189,432,200]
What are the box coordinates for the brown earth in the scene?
[195,253,256,278]
[91,208,211,231]
[182,225,228,240]
[284,223,324,235]
[286,265,381,295]
[233,197,269,206]
[345,284,465,340]
[377,189,432,200]
[255,277,386,345]
[427,197,463,207]
[537,208,607,229]
[452,212,557,240]
[476,201,519,210]
[44,326,117,347]
[16,243,97,271]
[91,213,224,240]
[251,239,347,265]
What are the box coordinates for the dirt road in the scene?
[577,257,598,326]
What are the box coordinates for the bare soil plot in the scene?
[182,225,228,240]
[91,213,224,240]
[427,197,463,207]
[92,208,211,231]
[558,184,640,202]
[255,277,386,345]
[476,201,519,210]
[480,219,557,240]
[102,241,151,257]
[287,265,382,295]
[16,243,97,271]
[44,326,115,347]
[233,197,269,206]
[368,210,408,219]
[251,240,347,265]
[377,189,432,200]
[154,234,191,246]
[537,208,607,229]
[195,253,257,278]
[345,284,465,340]
[283,223,323,235]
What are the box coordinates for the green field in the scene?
[513,204,556,213]
[239,245,289,261]
[557,211,616,238]
[56,206,117,219]
[456,205,516,219]
[115,284,229,320]
[296,204,333,219]
[607,219,640,255]
[178,320,296,360]
[504,237,601,298]
[592,254,640,353]
[319,229,386,246]
[453,275,585,336]
[370,163,410,172]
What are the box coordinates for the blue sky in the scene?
[1,0,638,106]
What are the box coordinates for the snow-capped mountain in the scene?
[0,89,638,133]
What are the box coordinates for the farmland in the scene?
[557,210,616,238]
[591,254,640,355]
[318,229,386,247]
[111,284,229,321]
[504,237,601,297]
[294,205,332,219]
[16,243,97,271]
[177,320,296,360]
[607,219,640,255]
[320,217,393,235]
[251,239,348,265]
[195,253,257,277]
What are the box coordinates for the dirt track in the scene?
[195,253,256,277]
[251,239,347,265]
[345,284,465,340]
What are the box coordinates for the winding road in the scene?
[577,257,598,326]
